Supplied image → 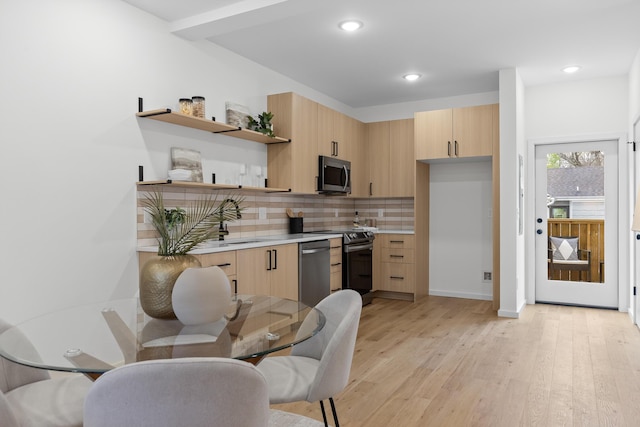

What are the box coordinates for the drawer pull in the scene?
[216,263,232,267]
[390,255,404,258]
[389,240,404,243]
[390,276,405,280]
[331,262,342,267]
[330,246,341,249]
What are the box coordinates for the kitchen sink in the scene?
[224,240,260,245]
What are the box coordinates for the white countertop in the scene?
[137,233,344,255]
[138,229,415,255]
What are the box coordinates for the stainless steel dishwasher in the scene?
[299,240,331,307]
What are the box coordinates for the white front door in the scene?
[535,140,618,308]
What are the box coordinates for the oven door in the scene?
[343,242,373,296]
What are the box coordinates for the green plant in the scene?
[247,111,275,137]
[142,191,244,256]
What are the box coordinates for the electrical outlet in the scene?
[143,211,152,224]
[378,209,384,218]
[258,207,267,220]
[482,271,492,282]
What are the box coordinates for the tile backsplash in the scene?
[137,185,414,247]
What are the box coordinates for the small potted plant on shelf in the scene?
[247,111,275,137]
[139,191,244,319]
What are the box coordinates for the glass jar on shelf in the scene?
[192,96,205,119]
[178,98,193,115]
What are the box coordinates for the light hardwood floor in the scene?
[270,295,640,426]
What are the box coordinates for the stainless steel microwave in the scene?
[318,155,351,194]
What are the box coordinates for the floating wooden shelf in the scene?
[137,180,291,193]
[136,109,290,145]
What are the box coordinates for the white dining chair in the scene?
[256,289,362,427]
[0,318,92,427]
[83,357,326,427]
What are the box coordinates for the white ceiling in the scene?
[122,0,640,108]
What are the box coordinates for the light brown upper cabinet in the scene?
[349,118,368,197]
[267,93,318,193]
[415,104,494,160]
[362,118,414,197]
[389,119,415,197]
[366,121,390,197]
[318,104,350,160]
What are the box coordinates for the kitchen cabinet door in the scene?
[415,105,494,160]
[349,118,368,197]
[452,105,493,158]
[236,244,298,300]
[268,244,299,300]
[267,93,318,193]
[318,105,349,160]
[367,121,390,197]
[415,109,452,160]
[389,119,415,197]
[236,247,269,296]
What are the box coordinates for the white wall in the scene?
[429,160,493,300]
[526,77,628,138]
[498,68,527,317]
[524,76,629,311]
[0,0,358,323]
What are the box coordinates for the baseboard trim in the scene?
[428,289,492,301]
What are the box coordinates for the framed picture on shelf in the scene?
[171,147,203,182]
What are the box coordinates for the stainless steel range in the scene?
[342,230,375,305]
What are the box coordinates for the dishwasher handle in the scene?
[301,247,331,255]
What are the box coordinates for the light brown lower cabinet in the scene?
[236,243,299,300]
[373,234,416,295]
[329,238,343,293]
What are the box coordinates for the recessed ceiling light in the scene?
[339,20,363,32]
[403,73,421,81]
[563,65,581,74]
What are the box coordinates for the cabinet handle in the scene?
[330,246,341,249]
[266,250,272,271]
[331,262,342,267]
[273,249,278,270]
[369,182,373,196]
[390,240,404,243]
[390,255,404,258]
[216,263,231,268]
[455,140,459,157]
[335,141,339,157]
[232,279,238,295]
[448,141,451,157]
[390,276,405,280]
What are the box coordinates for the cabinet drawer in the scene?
[196,251,237,277]
[380,234,415,249]
[381,247,415,264]
[380,263,415,293]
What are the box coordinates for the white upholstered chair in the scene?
[83,357,326,427]
[256,289,362,427]
[0,318,92,427]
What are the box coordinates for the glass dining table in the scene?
[0,295,325,380]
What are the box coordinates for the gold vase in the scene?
[139,255,201,319]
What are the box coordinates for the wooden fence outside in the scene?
[548,219,604,282]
